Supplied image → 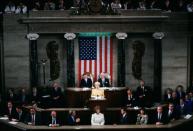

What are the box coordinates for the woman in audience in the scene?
[91,105,105,125]
[136,108,148,125]
[91,82,105,99]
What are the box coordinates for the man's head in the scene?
[157,106,163,113]
[140,80,145,87]
[127,88,132,95]
[7,101,13,108]
[172,91,177,98]
[51,111,57,118]
[16,106,22,113]
[30,108,36,115]
[120,107,127,115]
[83,74,88,79]
[168,103,174,111]
[100,72,105,79]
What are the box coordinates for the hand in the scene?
[76,118,80,123]
[28,122,32,125]
[156,122,163,125]
[11,119,18,122]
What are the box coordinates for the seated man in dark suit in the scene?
[4,101,17,120]
[135,80,152,107]
[80,74,93,88]
[98,72,110,87]
[48,111,60,127]
[154,106,168,125]
[51,82,63,107]
[119,108,128,125]
[67,110,80,125]
[14,106,26,122]
[26,108,41,125]
[167,103,180,123]
[124,88,136,107]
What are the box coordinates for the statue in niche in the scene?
[132,40,145,80]
[46,41,60,81]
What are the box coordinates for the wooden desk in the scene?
[88,98,107,111]
[66,87,127,107]
[0,117,193,131]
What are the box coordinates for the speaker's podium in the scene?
[88,96,107,111]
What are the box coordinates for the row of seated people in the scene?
[3,79,193,109]
[0,101,192,126]
[1,0,193,14]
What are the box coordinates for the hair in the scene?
[94,105,101,111]
[121,107,127,112]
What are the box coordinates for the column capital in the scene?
[116,32,127,40]
[26,33,39,40]
[64,33,76,40]
[152,32,165,39]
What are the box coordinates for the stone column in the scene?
[116,33,127,87]
[152,32,164,101]
[64,33,76,87]
[27,33,39,88]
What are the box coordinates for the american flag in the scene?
[78,35,113,83]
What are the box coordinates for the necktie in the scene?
[32,115,35,124]
[52,118,56,124]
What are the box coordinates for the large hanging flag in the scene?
[78,35,113,84]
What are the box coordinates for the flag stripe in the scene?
[107,35,110,74]
[100,37,102,75]
[105,36,108,73]
[96,36,100,81]
[102,36,105,72]
[110,37,113,83]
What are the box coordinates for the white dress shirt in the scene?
[91,113,105,125]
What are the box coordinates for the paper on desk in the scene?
[9,121,18,125]
[0,117,9,120]
[184,114,192,119]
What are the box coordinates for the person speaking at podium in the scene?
[91,82,105,100]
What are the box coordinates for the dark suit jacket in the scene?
[4,107,17,119]
[124,94,136,107]
[31,93,40,103]
[98,78,110,87]
[176,91,186,99]
[67,115,78,125]
[25,113,41,125]
[167,110,180,122]
[119,114,129,125]
[153,113,168,124]
[136,86,152,107]
[80,78,92,88]
[18,94,29,105]
[15,111,26,122]
[164,94,173,103]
